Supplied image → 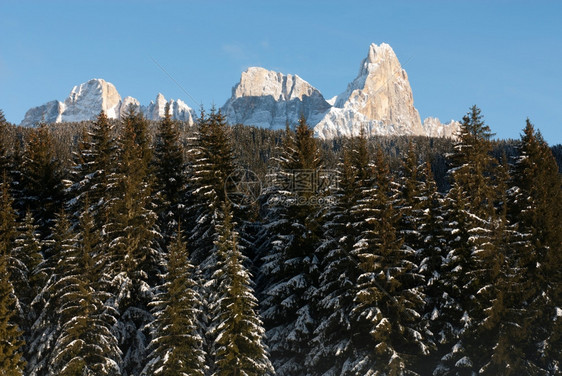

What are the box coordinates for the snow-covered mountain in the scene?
[142,93,195,123]
[21,78,196,126]
[223,43,459,139]
[20,43,458,138]
[222,67,331,130]
[422,117,461,138]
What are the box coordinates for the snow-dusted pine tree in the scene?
[350,147,427,375]
[415,161,448,374]
[101,107,160,375]
[27,210,76,376]
[47,208,121,375]
[308,131,370,375]
[10,211,44,351]
[20,124,64,238]
[142,229,207,376]
[187,108,235,264]
[0,174,26,375]
[0,249,25,375]
[436,106,500,375]
[66,111,117,229]
[152,103,188,248]
[208,202,273,376]
[258,117,324,376]
[509,119,562,374]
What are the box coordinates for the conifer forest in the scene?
[0,105,560,376]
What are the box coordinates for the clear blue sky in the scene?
[1,0,561,144]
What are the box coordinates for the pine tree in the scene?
[142,229,207,376]
[0,172,16,251]
[308,131,370,375]
[258,117,324,376]
[152,103,188,246]
[188,108,235,264]
[415,161,447,374]
[10,211,44,349]
[209,202,273,376]
[102,108,159,375]
[47,208,121,375]
[350,148,427,375]
[67,111,117,228]
[20,124,65,238]
[476,156,543,375]
[0,250,26,375]
[0,167,26,375]
[0,109,11,176]
[436,106,499,375]
[186,109,239,365]
[27,210,76,376]
[398,143,424,254]
[509,119,562,374]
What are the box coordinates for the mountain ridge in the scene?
[19,43,459,138]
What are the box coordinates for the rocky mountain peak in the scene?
[233,67,321,102]
[327,43,424,136]
[63,78,122,121]
[223,67,331,130]
[21,80,195,126]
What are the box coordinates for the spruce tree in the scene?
[0,109,11,176]
[0,174,16,256]
[10,212,44,349]
[398,143,424,254]
[152,103,188,246]
[0,170,25,375]
[0,250,25,375]
[436,106,500,375]
[188,108,235,264]
[209,202,273,376]
[20,124,64,238]
[142,230,206,376]
[308,132,370,375]
[27,210,76,376]
[510,119,562,374]
[350,148,427,375]
[258,117,324,376]
[102,107,159,375]
[47,208,121,375]
[67,111,117,228]
[416,161,447,374]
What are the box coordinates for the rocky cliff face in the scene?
[315,43,425,138]
[143,93,195,123]
[422,117,460,138]
[222,67,331,130]
[21,79,196,126]
[223,43,459,139]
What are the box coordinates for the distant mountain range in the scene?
[20,43,459,139]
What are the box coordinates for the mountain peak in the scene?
[366,42,396,64]
[223,43,458,139]
[322,42,424,137]
[64,78,122,121]
[223,67,330,129]
[233,67,317,102]
[21,79,195,126]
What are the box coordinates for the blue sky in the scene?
[1,0,560,143]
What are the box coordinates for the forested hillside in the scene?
[0,106,560,375]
